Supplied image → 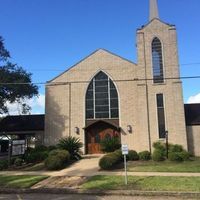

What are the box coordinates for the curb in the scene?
[0,188,200,198]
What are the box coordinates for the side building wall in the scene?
[186,125,200,157]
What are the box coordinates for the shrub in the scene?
[45,149,70,170]
[100,137,121,153]
[152,141,166,161]
[14,158,23,166]
[10,157,17,165]
[48,149,70,161]
[168,152,183,162]
[127,150,139,161]
[34,145,48,152]
[113,149,123,161]
[138,151,151,161]
[47,145,57,151]
[58,136,83,160]
[169,144,184,153]
[169,150,190,162]
[167,144,190,162]
[153,142,166,154]
[45,156,64,170]
[99,149,122,170]
[179,150,190,161]
[152,149,165,161]
[24,152,38,163]
[24,149,49,163]
[99,154,118,170]
[38,151,49,161]
[0,159,8,170]
[153,141,165,150]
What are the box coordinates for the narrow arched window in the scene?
[152,38,164,83]
[86,71,119,119]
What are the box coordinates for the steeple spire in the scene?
[149,0,159,21]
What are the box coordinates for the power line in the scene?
[0,75,200,86]
[20,62,200,72]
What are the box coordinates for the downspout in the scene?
[69,83,71,136]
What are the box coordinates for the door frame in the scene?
[84,120,120,154]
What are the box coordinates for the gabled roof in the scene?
[137,18,175,31]
[48,48,136,83]
[184,104,200,126]
[0,114,45,133]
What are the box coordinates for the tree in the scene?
[0,36,38,114]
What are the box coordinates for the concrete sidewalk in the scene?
[1,154,200,177]
[1,170,200,177]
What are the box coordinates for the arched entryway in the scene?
[85,71,120,154]
[85,120,120,154]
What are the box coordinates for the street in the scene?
[0,194,196,200]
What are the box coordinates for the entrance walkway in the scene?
[52,154,102,177]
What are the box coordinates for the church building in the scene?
[44,0,199,155]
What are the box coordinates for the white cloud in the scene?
[187,93,200,104]
[2,94,45,116]
[28,94,45,114]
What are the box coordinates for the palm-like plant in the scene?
[57,136,83,160]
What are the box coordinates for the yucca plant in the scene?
[57,136,83,160]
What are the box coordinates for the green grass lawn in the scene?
[127,158,200,172]
[0,175,48,189]
[82,175,200,191]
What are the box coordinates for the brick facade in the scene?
[44,18,188,154]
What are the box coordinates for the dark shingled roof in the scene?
[184,104,200,126]
[0,114,44,132]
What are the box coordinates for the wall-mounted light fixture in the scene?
[127,125,132,133]
[74,127,79,134]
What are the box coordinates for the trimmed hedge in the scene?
[48,149,70,159]
[99,149,122,170]
[152,149,165,161]
[138,151,151,161]
[45,149,70,170]
[113,149,123,161]
[127,150,139,161]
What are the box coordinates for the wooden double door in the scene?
[86,122,120,154]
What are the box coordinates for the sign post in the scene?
[121,144,128,185]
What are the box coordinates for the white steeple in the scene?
[149,0,159,21]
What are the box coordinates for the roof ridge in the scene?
[48,49,136,83]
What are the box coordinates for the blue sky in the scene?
[0,0,200,114]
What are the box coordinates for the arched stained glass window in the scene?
[152,38,164,83]
[86,71,119,119]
